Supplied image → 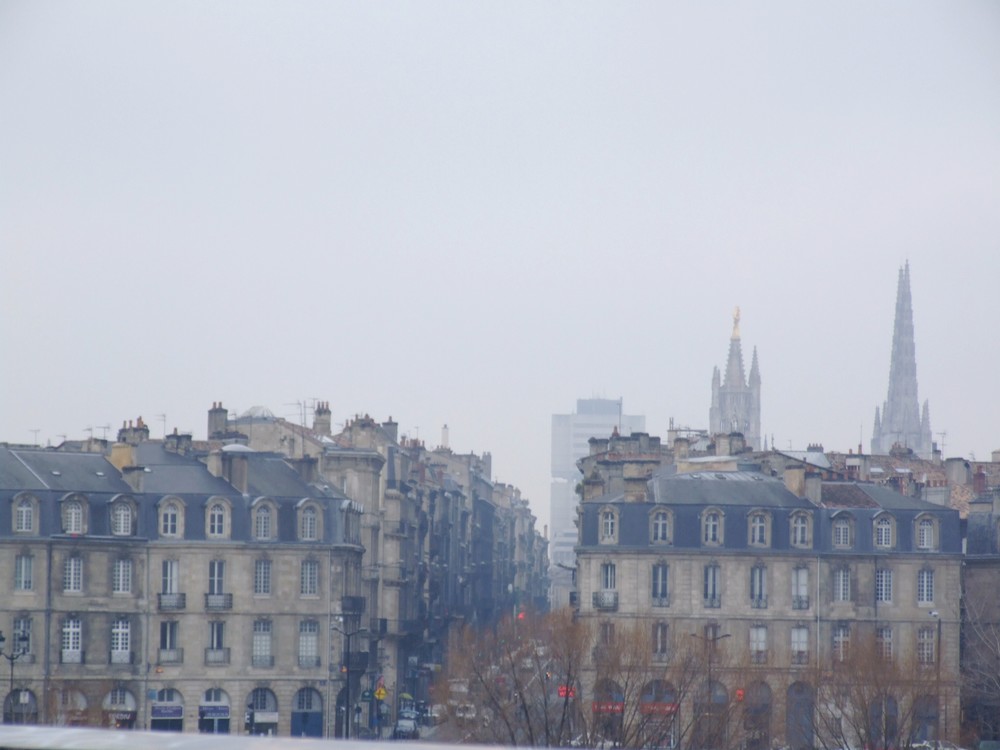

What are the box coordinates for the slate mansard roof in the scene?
[578,469,961,554]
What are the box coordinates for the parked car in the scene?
[393,717,420,740]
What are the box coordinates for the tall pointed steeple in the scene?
[710,307,761,450]
[871,262,933,458]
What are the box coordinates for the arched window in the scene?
[111,503,133,536]
[749,513,768,546]
[300,507,318,541]
[64,500,84,535]
[254,505,273,540]
[651,511,670,543]
[702,510,724,545]
[791,514,810,547]
[14,496,34,534]
[207,502,227,538]
[875,517,893,548]
[832,517,852,548]
[917,517,935,550]
[161,503,180,537]
[601,509,617,541]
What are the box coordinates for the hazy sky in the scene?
[2,2,999,532]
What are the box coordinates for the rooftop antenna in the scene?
[936,430,947,456]
[84,426,93,438]
[29,429,39,446]
[156,414,167,439]
[96,424,110,440]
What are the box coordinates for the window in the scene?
[64,555,83,593]
[651,563,669,605]
[918,569,935,604]
[651,511,670,543]
[300,559,319,596]
[791,514,809,546]
[918,627,936,664]
[749,514,768,545]
[600,622,615,645]
[704,564,721,607]
[877,626,893,661]
[160,621,179,650]
[111,503,132,536]
[254,505,273,540]
[209,621,225,649]
[299,620,319,667]
[833,518,851,548]
[64,501,84,534]
[13,618,31,656]
[875,569,893,603]
[300,507,318,541]
[750,565,767,607]
[652,622,669,659]
[703,511,722,544]
[14,555,33,591]
[750,626,767,663]
[162,560,179,594]
[208,503,226,537]
[792,566,809,610]
[113,559,132,594]
[601,510,616,541]
[834,567,851,602]
[15,497,34,533]
[208,560,225,595]
[161,503,179,536]
[62,618,82,659]
[601,562,617,590]
[875,517,893,548]
[253,620,273,667]
[109,687,129,706]
[833,624,850,662]
[111,618,131,662]
[254,559,272,595]
[917,518,935,550]
[791,626,809,664]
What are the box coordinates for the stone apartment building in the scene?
[574,431,962,750]
[0,433,364,737]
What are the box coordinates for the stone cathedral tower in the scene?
[709,307,762,450]
[871,262,934,458]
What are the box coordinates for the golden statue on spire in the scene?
[732,306,741,339]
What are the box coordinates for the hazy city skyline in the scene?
[3,3,999,531]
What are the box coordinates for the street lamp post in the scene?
[332,618,368,740]
[0,630,30,725]
[690,631,731,747]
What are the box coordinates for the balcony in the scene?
[750,597,768,609]
[205,647,230,665]
[205,593,233,610]
[299,655,321,669]
[158,648,183,665]
[60,650,84,664]
[110,650,134,665]
[652,595,670,608]
[252,654,275,668]
[592,591,619,611]
[158,593,186,610]
[750,650,768,665]
[792,595,810,610]
[791,651,809,665]
[341,595,366,615]
[704,596,721,609]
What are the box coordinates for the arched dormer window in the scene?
[832,514,853,549]
[110,500,134,536]
[159,498,185,538]
[915,515,937,551]
[599,507,618,544]
[874,515,895,549]
[748,511,770,547]
[62,496,87,535]
[14,494,37,534]
[299,505,319,541]
[254,503,274,541]
[790,512,811,548]
[702,509,724,546]
[650,510,672,545]
[206,499,229,539]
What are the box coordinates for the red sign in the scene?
[592,701,625,714]
[558,686,577,698]
[640,702,679,716]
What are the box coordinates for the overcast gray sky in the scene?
[2,2,999,531]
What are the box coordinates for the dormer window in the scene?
[111,502,133,536]
[300,506,318,541]
[916,516,937,551]
[207,501,229,539]
[254,505,273,541]
[874,516,895,549]
[63,499,85,535]
[748,512,770,547]
[14,495,36,534]
[600,508,618,544]
[832,517,853,549]
[650,510,671,545]
[702,509,724,546]
[160,500,184,538]
[791,513,811,548]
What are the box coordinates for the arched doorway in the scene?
[693,680,728,750]
[640,680,678,749]
[247,687,278,736]
[869,695,899,750]
[291,688,323,737]
[54,688,88,726]
[102,687,137,729]
[3,689,39,725]
[743,681,772,750]
[150,688,183,732]
[198,688,230,734]
[786,682,814,750]
[592,679,625,746]
[913,695,938,742]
